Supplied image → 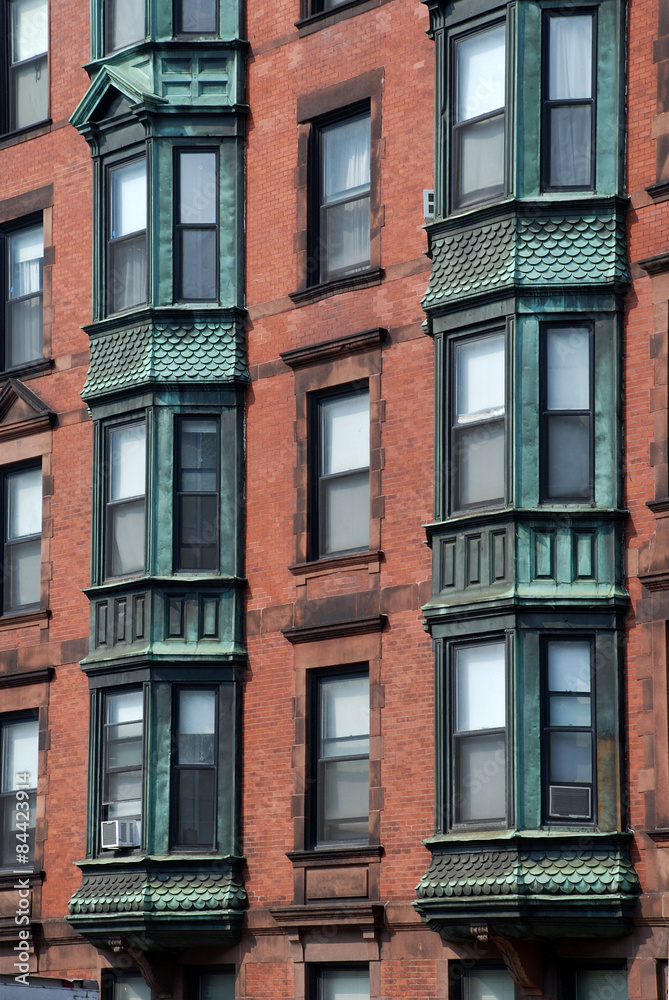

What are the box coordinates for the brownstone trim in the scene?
[0,666,53,688]
[0,610,49,632]
[269,901,385,928]
[289,550,382,576]
[638,252,669,275]
[645,182,669,202]
[0,186,53,225]
[282,330,387,370]
[283,615,386,644]
[289,269,384,306]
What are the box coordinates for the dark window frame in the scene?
[307,102,371,288]
[1,460,42,616]
[541,634,596,825]
[100,686,145,851]
[0,0,49,137]
[541,8,597,193]
[174,0,218,35]
[105,153,148,317]
[174,413,221,572]
[309,665,370,849]
[170,684,220,852]
[308,381,370,562]
[449,17,507,213]
[539,321,594,503]
[174,147,219,303]
[0,709,38,870]
[0,213,44,373]
[102,417,147,581]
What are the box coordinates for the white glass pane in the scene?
[111,160,147,238]
[2,719,38,792]
[108,0,145,50]
[548,641,591,692]
[107,690,143,725]
[464,969,514,1000]
[200,974,234,1000]
[549,105,593,188]
[11,0,48,62]
[550,731,592,783]
[321,675,369,752]
[550,695,591,727]
[7,296,42,367]
[549,15,592,100]
[323,474,369,554]
[456,335,505,419]
[7,538,40,609]
[456,24,505,123]
[456,643,505,731]
[577,970,628,1000]
[11,56,48,129]
[179,689,216,734]
[180,152,217,224]
[110,501,145,575]
[181,0,217,33]
[323,116,370,203]
[115,976,151,1000]
[110,423,146,501]
[457,114,505,206]
[456,420,505,508]
[8,225,43,298]
[323,196,370,278]
[457,733,506,822]
[321,968,370,1000]
[322,392,369,474]
[7,467,41,538]
[547,327,590,409]
[322,758,369,829]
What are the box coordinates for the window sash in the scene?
[177,0,218,33]
[541,325,593,501]
[107,159,147,315]
[105,422,146,579]
[102,690,144,830]
[176,151,219,301]
[105,0,145,52]
[8,0,48,132]
[4,222,43,369]
[3,466,41,613]
[316,967,370,1000]
[172,688,218,849]
[175,416,220,571]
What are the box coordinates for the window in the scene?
[3,465,41,613]
[309,0,350,12]
[0,715,38,868]
[453,967,514,1000]
[311,386,369,559]
[452,22,505,211]
[541,324,592,501]
[452,641,506,826]
[175,416,219,570]
[451,332,505,511]
[3,221,43,370]
[107,157,147,315]
[544,638,594,822]
[562,969,628,1000]
[110,974,151,1000]
[104,421,146,579]
[172,688,217,849]
[101,689,143,844]
[313,967,369,1000]
[543,12,595,190]
[176,0,217,34]
[176,151,218,302]
[3,0,48,133]
[105,0,145,52]
[312,671,369,845]
[311,110,370,285]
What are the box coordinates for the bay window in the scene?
[105,421,146,579]
[107,157,147,315]
[105,0,145,52]
[177,0,217,34]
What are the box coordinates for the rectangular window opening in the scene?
[101,689,144,849]
[2,219,44,370]
[0,714,38,868]
[105,0,145,52]
[107,157,147,315]
[313,966,370,1000]
[6,0,49,133]
[177,0,217,34]
[3,465,42,614]
[175,415,220,571]
[176,150,219,301]
[172,687,218,850]
[104,421,146,579]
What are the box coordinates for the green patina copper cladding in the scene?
[414,835,639,940]
[68,858,247,949]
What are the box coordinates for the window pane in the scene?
[1,719,38,791]
[322,197,370,278]
[175,767,215,845]
[546,327,590,410]
[179,419,218,492]
[322,117,370,203]
[455,420,505,508]
[109,499,145,576]
[106,731,142,769]
[11,0,48,61]
[322,393,370,475]
[179,495,218,569]
[548,641,591,692]
[180,229,217,300]
[110,424,146,501]
[321,758,369,840]
[322,473,369,554]
[320,968,370,1000]
[115,976,151,1000]
[7,467,41,538]
[549,16,592,100]
[7,296,42,368]
[111,161,147,238]
[107,770,142,809]
[456,24,506,122]
[321,675,369,757]
[180,152,217,224]
[577,971,628,1000]
[1,789,35,866]
[200,974,235,1000]
[547,414,590,498]
[549,105,592,188]
[464,969,514,1000]
[456,335,505,419]
[8,225,43,298]
[178,690,216,764]
[456,732,506,822]
[107,690,143,724]
[549,695,591,728]
[550,731,592,783]
[6,537,40,609]
[10,56,48,131]
[456,643,505,732]
[108,233,147,313]
[107,0,145,50]
[180,0,217,32]
[456,115,505,208]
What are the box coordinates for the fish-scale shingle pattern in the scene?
[423,210,628,310]
[68,869,247,915]
[415,846,640,900]
[83,320,248,399]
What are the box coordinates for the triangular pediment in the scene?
[0,378,56,440]
[70,64,166,132]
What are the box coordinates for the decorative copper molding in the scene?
[282,615,387,644]
[281,330,387,370]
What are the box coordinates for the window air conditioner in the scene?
[100,819,139,849]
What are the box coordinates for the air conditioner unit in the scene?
[100,819,139,850]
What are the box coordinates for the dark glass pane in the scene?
[179,418,218,492]
[180,0,217,32]
[176,768,215,846]
[108,233,147,313]
[455,114,504,208]
[547,414,590,498]
[319,757,369,842]
[108,498,145,576]
[455,732,506,823]
[107,0,145,50]
[179,495,218,570]
[549,105,592,188]
[0,791,35,867]
[549,731,592,783]
[180,229,217,300]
